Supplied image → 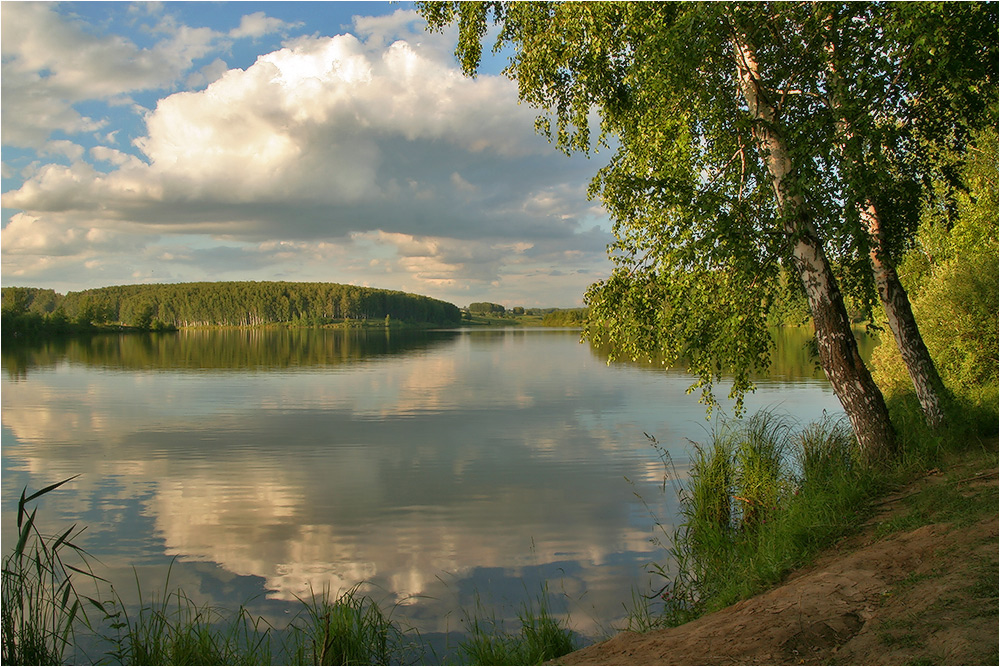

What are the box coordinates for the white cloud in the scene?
[41,140,85,162]
[91,146,143,168]
[185,58,230,89]
[4,30,585,229]
[229,11,303,39]
[0,211,148,259]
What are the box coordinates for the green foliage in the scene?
[419,2,996,454]
[587,265,775,414]
[766,268,811,327]
[539,308,587,327]
[873,125,999,409]
[468,301,506,315]
[1,287,32,316]
[912,252,998,389]
[1,282,462,337]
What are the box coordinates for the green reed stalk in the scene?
[1,476,100,666]
[646,410,884,625]
[92,580,275,666]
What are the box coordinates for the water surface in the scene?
[1,327,850,648]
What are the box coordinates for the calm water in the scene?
[1,327,854,650]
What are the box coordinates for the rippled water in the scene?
[1,326,851,648]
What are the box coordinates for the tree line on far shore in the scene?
[1,281,462,337]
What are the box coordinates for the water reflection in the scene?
[2,327,460,379]
[589,324,878,381]
[2,327,845,643]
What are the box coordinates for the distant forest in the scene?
[1,282,462,332]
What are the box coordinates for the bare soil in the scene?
[554,457,998,666]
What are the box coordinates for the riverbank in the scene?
[554,443,999,665]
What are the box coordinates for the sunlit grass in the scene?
[630,399,998,630]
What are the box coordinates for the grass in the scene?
[287,585,410,666]
[653,411,881,622]
[91,582,275,665]
[629,395,998,630]
[457,589,575,665]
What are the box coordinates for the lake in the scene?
[1,326,857,657]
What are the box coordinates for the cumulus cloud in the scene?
[5,27,597,235]
[2,8,611,304]
[90,146,143,168]
[41,140,86,162]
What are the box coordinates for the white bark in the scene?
[730,28,897,462]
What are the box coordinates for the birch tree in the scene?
[417,1,994,462]
[817,2,997,429]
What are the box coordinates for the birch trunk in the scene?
[860,202,949,428]
[730,29,897,463]
[820,23,950,430]
[826,15,947,429]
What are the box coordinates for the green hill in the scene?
[2,281,462,332]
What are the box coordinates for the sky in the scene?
[1,1,615,308]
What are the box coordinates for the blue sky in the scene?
[1,1,613,307]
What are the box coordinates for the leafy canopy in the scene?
[418,1,997,411]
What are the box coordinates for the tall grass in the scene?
[636,397,997,630]
[286,585,409,666]
[92,580,274,665]
[1,476,100,666]
[638,411,888,627]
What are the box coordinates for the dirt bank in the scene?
[554,458,998,665]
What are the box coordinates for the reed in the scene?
[92,582,274,666]
[1,476,99,665]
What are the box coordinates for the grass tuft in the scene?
[458,589,574,665]
[639,410,885,625]
[632,391,998,632]
[287,585,407,666]
[92,581,275,666]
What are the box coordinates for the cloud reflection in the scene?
[1,329,841,636]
